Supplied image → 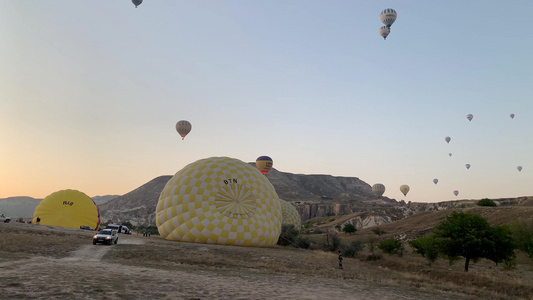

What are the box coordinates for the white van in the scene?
[105,224,131,234]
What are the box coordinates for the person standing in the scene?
[36,217,41,225]
[338,251,343,269]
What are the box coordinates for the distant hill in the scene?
[98,168,392,226]
[0,195,119,219]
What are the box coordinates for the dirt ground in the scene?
[0,223,524,299]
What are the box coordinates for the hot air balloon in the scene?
[465,164,471,170]
[372,183,386,198]
[156,157,282,247]
[453,190,459,196]
[379,26,390,40]
[445,136,451,144]
[400,185,410,196]
[433,178,438,185]
[256,156,273,175]
[279,199,301,229]
[467,114,473,122]
[175,120,192,140]
[33,189,100,230]
[510,113,515,119]
[517,166,523,172]
[449,153,452,157]
[132,0,142,8]
[380,8,397,28]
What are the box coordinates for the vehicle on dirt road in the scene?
[80,225,94,230]
[1,213,11,223]
[93,229,118,245]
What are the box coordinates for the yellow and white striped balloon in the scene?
[279,199,301,229]
[156,157,282,247]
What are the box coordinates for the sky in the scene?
[1,1,533,203]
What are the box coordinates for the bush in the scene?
[365,254,383,261]
[313,228,323,234]
[409,235,439,265]
[294,237,311,249]
[329,234,342,251]
[343,240,364,257]
[378,238,403,255]
[477,198,497,207]
[278,224,300,246]
[372,227,385,236]
[342,224,357,235]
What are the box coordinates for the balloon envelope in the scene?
[449,153,452,157]
[453,190,459,196]
[517,166,523,172]
[372,183,386,197]
[379,26,390,39]
[256,156,273,175]
[156,157,282,247]
[510,113,515,119]
[175,120,192,140]
[33,189,100,230]
[132,0,142,7]
[445,136,451,143]
[467,114,473,121]
[465,164,471,170]
[399,185,410,196]
[433,178,438,185]
[380,8,397,27]
[279,199,301,229]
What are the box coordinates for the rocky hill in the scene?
[99,168,393,225]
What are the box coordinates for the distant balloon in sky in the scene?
[256,156,273,175]
[465,164,471,170]
[433,178,439,185]
[453,190,459,196]
[175,120,192,140]
[517,166,523,172]
[33,189,100,230]
[449,153,452,157]
[132,0,142,8]
[467,114,473,122]
[510,113,515,119]
[445,136,451,144]
[400,185,410,196]
[379,26,390,40]
[380,8,397,28]
[372,183,386,198]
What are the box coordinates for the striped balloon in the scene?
[175,120,192,140]
[156,157,282,247]
[279,199,301,229]
[380,8,397,28]
[372,183,386,197]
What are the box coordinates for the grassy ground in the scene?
[1,222,532,299]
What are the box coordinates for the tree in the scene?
[486,225,516,265]
[343,240,364,257]
[409,235,439,266]
[378,238,403,255]
[372,227,385,236]
[477,198,497,207]
[342,223,357,235]
[433,211,515,272]
[277,224,299,246]
[510,220,533,258]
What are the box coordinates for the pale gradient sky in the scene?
[1,1,532,202]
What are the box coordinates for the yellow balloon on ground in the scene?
[156,157,282,247]
[279,199,301,229]
[33,189,100,230]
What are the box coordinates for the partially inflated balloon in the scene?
[467,114,473,122]
[176,120,192,140]
[156,157,281,247]
[399,185,410,196]
[279,199,301,229]
[256,156,273,175]
[379,26,390,40]
[33,189,100,230]
[380,8,397,28]
[465,164,471,170]
[372,183,386,197]
[453,190,459,196]
[433,178,438,185]
[517,166,523,172]
[132,0,142,8]
[445,136,451,144]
